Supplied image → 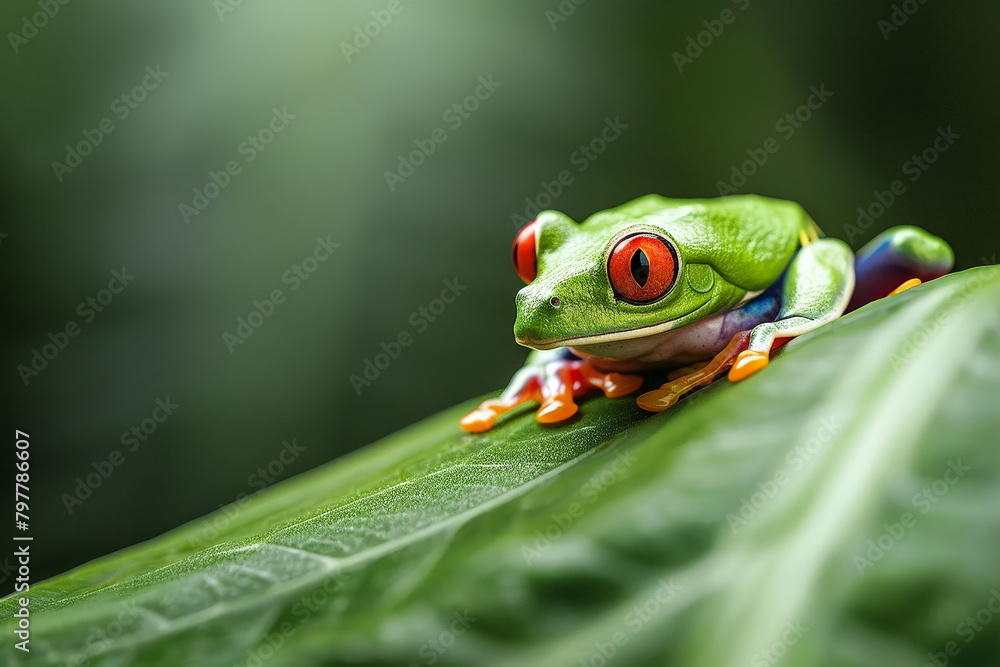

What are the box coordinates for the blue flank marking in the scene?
[719,279,782,342]
[853,238,892,281]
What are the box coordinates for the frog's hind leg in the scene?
[637,330,752,411]
[729,237,855,381]
[846,226,953,312]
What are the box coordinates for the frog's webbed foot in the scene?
[459,357,642,433]
[575,360,645,400]
[637,330,752,412]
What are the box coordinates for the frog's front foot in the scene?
[728,349,769,382]
[459,358,642,433]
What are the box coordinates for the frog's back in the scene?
[583,194,815,291]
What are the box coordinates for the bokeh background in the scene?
[2,0,997,585]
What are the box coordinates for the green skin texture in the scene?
[514,194,852,364]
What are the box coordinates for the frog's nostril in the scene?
[549,296,561,308]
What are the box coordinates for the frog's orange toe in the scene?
[636,387,682,412]
[459,409,496,433]
[603,372,644,398]
[888,278,922,296]
[728,349,769,382]
[536,399,578,424]
[459,397,525,433]
[576,362,643,399]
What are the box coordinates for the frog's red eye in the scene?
[511,220,538,283]
[608,233,677,303]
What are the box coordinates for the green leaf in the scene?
[5,267,1000,667]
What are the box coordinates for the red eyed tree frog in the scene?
[461,194,953,433]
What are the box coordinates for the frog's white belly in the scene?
[570,310,730,371]
[570,289,782,372]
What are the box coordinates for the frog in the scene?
[460,194,953,433]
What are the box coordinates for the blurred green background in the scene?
[2,0,997,585]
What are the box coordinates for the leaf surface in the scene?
[5,267,1000,667]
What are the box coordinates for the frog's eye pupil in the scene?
[608,233,677,304]
[631,249,650,287]
[511,220,538,283]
